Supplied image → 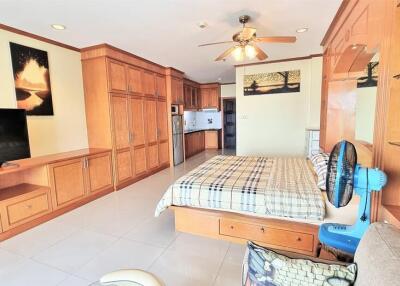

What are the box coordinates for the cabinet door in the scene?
[156,74,166,98]
[129,97,147,176]
[116,148,134,183]
[145,98,158,144]
[86,152,113,194]
[147,144,159,169]
[157,100,168,142]
[49,158,86,209]
[111,95,130,149]
[171,78,179,104]
[177,80,184,104]
[143,71,156,96]
[209,88,219,108]
[159,141,169,165]
[127,66,142,94]
[184,85,191,109]
[108,60,127,92]
[130,97,146,147]
[200,89,210,108]
[133,146,147,175]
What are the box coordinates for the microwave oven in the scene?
[171,105,179,115]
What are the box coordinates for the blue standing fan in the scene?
[318,140,387,256]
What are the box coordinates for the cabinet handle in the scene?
[26,204,32,209]
[296,237,302,242]
[394,74,400,80]
[260,227,265,233]
[230,225,234,230]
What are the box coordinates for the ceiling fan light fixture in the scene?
[233,46,244,61]
[296,27,308,33]
[245,45,257,59]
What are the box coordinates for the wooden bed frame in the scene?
[172,206,322,257]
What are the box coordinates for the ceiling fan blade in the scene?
[198,41,234,47]
[253,44,268,60]
[240,27,256,40]
[215,46,237,61]
[255,36,297,43]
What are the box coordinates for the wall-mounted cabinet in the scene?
[184,82,200,110]
[81,44,170,190]
[200,84,220,110]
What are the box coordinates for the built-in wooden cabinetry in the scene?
[185,131,205,159]
[319,0,400,222]
[183,79,200,110]
[183,80,220,110]
[200,83,220,110]
[81,44,170,189]
[204,130,221,149]
[0,149,112,240]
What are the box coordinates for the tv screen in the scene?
[0,108,31,165]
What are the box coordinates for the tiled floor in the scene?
[0,150,245,286]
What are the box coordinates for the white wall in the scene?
[235,57,322,156]
[221,84,236,98]
[0,29,88,157]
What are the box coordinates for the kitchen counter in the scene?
[184,128,222,135]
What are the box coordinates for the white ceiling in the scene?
[0,0,342,83]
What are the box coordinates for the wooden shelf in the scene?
[0,183,50,201]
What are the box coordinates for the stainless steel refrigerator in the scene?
[172,115,184,165]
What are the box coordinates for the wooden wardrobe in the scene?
[81,44,169,190]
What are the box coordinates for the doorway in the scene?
[223,98,236,149]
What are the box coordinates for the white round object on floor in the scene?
[92,269,163,286]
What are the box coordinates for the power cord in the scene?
[360,168,368,221]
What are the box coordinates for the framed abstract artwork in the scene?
[244,70,301,96]
[9,42,54,115]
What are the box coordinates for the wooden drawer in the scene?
[1,187,51,230]
[219,218,314,252]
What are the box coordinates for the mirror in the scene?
[354,53,379,145]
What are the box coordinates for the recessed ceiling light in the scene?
[296,28,308,33]
[51,24,66,30]
[197,21,208,29]
[217,77,222,81]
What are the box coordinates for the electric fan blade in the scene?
[254,36,297,43]
[253,44,268,60]
[198,41,234,47]
[215,46,236,61]
[240,27,257,40]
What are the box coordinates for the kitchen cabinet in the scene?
[171,77,184,104]
[185,131,205,159]
[200,85,220,109]
[205,130,220,149]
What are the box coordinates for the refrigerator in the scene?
[172,115,184,165]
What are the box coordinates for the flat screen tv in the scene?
[0,108,31,165]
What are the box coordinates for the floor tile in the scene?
[32,230,118,273]
[149,248,225,286]
[0,258,68,286]
[213,261,243,286]
[123,209,177,247]
[224,243,247,265]
[0,220,78,258]
[75,238,164,282]
[0,248,25,276]
[57,275,90,286]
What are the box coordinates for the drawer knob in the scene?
[260,227,265,233]
[26,204,32,209]
[230,225,234,229]
[297,237,302,242]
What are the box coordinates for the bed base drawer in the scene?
[220,218,314,252]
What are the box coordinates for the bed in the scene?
[155,155,356,257]
[156,155,325,220]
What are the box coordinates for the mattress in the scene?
[155,155,326,221]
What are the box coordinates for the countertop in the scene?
[184,128,222,135]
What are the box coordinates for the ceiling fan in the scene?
[199,15,297,62]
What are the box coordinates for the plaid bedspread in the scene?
[155,155,325,220]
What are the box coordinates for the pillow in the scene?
[310,152,330,190]
[242,241,357,286]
